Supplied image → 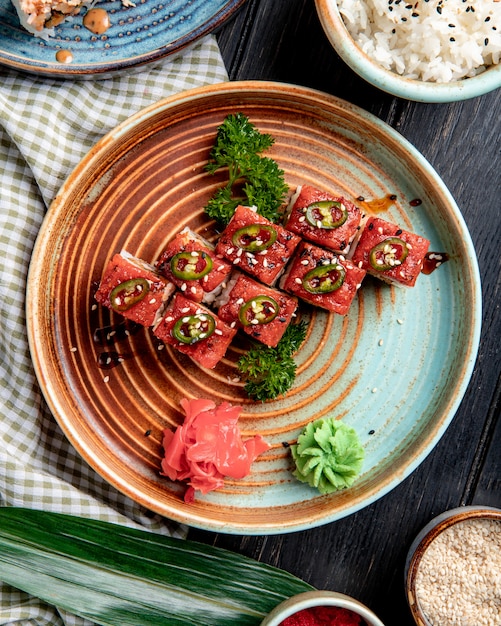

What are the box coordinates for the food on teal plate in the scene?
[291,418,365,494]
[281,241,366,315]
[10,0,95,36]
[284,185,362,255]
[161,398,270,503]
[215,204,301,286]
[153,293,236,369]
[217,273,298,348]
[155,227,233,304]
[337,0,501,82]
[94,251,175,327]
[350,216,430,287]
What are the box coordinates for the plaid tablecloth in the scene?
[0,36,228,625]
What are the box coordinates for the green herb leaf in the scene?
[0,508,314,626]
[238,321,308,401]
[204,113,288,225]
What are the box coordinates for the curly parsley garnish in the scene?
[238,320,308,402]
[204,113,289,226]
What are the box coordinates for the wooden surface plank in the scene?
[188,1,501,624]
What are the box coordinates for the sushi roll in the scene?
[156,228,233,304]
[215,205,300,286]
[284,185,362,255]
[350,216,430,287]
[95,251,175,327]
[281,242,366,316]
[217,273,298,348]
[153,293,236,370]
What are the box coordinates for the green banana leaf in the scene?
[0,507,313,625]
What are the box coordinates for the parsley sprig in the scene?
[238,321,308,402]
[204,113,289,225]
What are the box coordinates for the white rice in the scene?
[337,0,501,82]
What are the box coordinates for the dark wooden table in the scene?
[189,2,501,624]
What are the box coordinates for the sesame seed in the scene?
[180,283,187,292]
[295,277,302,284]
[379,339,384,346]
[70,346,77,352]
[157,344,165,350]
[103,376,110,383]
[215,329,223,335]
[190,287,197,294]
[397,318,404,324]
[181,307,190,313]
[372,387,378,393]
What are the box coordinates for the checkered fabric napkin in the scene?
[0,35,228,625]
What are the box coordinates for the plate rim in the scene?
[0,0,246,77]
[26,80,482,533]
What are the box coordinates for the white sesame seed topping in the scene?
[103,376,110,383]
[301,259,309,265]
[295,277,302,284]
[227,247,234,255]
[70,346,77,352]
[180,283,187,291]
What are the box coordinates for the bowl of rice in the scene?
[315,0,501,102]
[405,506,501,626]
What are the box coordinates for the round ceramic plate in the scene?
[0,0,244,77]
[27,81,481,534]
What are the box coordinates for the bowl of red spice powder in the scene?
[260,590,385,626]
[405,506,501,626]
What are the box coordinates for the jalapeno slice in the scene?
[302,264,346,294]
[170,251,213,280]
[369,237,409,271]
[238,296,279,326]
[172,313,216,344]
[232,225,277,252]
[305,200,348,229]
[110,278,149,312]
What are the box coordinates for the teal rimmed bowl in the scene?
[315,0,501,102]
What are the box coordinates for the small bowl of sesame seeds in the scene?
[405,506,501,626]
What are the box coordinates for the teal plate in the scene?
[0,0,245,77]
[27,82,481,534]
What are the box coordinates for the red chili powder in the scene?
[280,605,366,626]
